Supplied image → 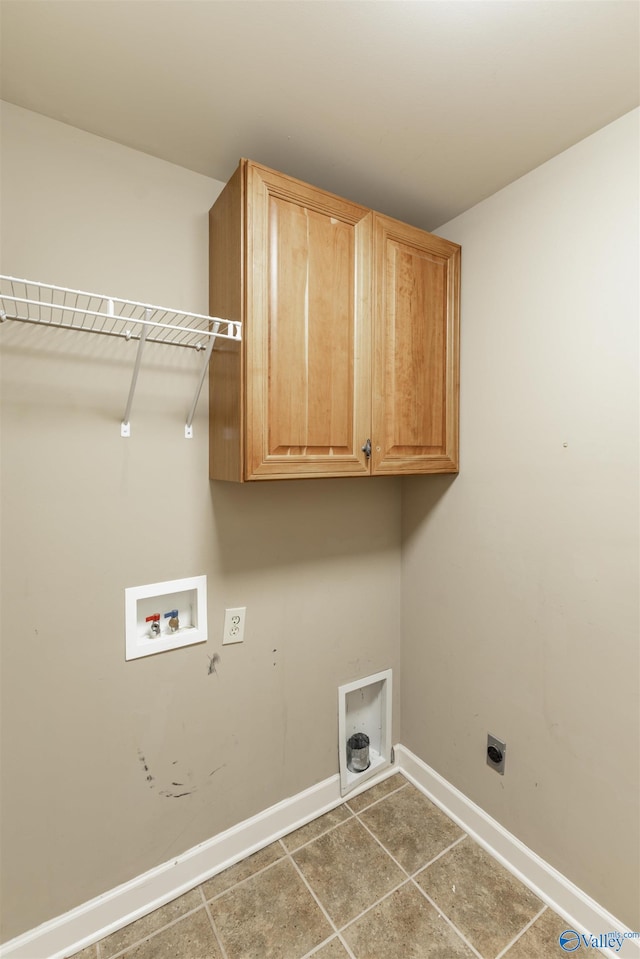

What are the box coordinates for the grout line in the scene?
[98,903,207,959]
[298,933,339,959]
[329,796,481,955]
[351,811,413,879]
[349,790,503,958]
[335,932,359,959]
[344,777,409,815]
[273,849,358,959]
[411,879,485,959]
[337,876,414,935]
[202,850,286,904]
[299,933,356,959]
[493,903,548,959]
[287,851,341,935]
[281,807,355,855]
[352,800,468,883]
[201,892,230,959]
[345,803,484,959]
[411,832,468,878]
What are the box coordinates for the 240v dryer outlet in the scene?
[223,607,246,645]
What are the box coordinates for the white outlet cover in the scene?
[223,607,246,645]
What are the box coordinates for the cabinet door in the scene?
[245,163,372,479]
[372,215,460,475]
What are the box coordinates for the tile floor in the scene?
[71,774,600,959]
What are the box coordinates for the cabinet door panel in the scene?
[372,216,460,474]
[246,164,372,479]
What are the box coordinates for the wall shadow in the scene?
[209,475,402,575]
[401,473,459,548]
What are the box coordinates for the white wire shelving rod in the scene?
[0,275,241,437]
[121,310,150,438]
[185,321,219,439]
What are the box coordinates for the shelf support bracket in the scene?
[185,321,219,438]
[121,309,151,437]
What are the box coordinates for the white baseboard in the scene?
[396,744,640,959]
[0,766,396,959]
[2,747,637,959]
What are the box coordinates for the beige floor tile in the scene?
[311,938,352,958]
[502,908,589,958]
[119,907,221,959]
[415,837,543,958]
[281,804,353,852]
[359,783,464,874]
[293,817,405,927]
[343,882,476,959]
[87,783,580,959]
[345,774,408,814]
[100,888,203,958]
[210,857,332,959]
[201,841,284,900]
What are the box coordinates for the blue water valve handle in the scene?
[164,610,179,619]
[164,609,180,632]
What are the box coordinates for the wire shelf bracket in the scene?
[0,275,241,437]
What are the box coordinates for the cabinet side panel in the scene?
[373,216,460,475]
[209,165,243,482]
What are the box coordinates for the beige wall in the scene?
[0,103,402,941]
[401,109,639,927]
[2,100,638,943]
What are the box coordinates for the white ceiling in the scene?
[1,0,638,230]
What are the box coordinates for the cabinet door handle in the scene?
[361,438,371,458]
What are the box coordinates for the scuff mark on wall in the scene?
[137,750,154,786]
[137,748,226,799]
[207,653,221,676]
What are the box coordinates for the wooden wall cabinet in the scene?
[209,160,460,481]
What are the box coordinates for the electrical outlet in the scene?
[223,607,246,645]
[487,733,506,774]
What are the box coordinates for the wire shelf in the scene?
[0,275,241,349]
[0,275,240,438]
